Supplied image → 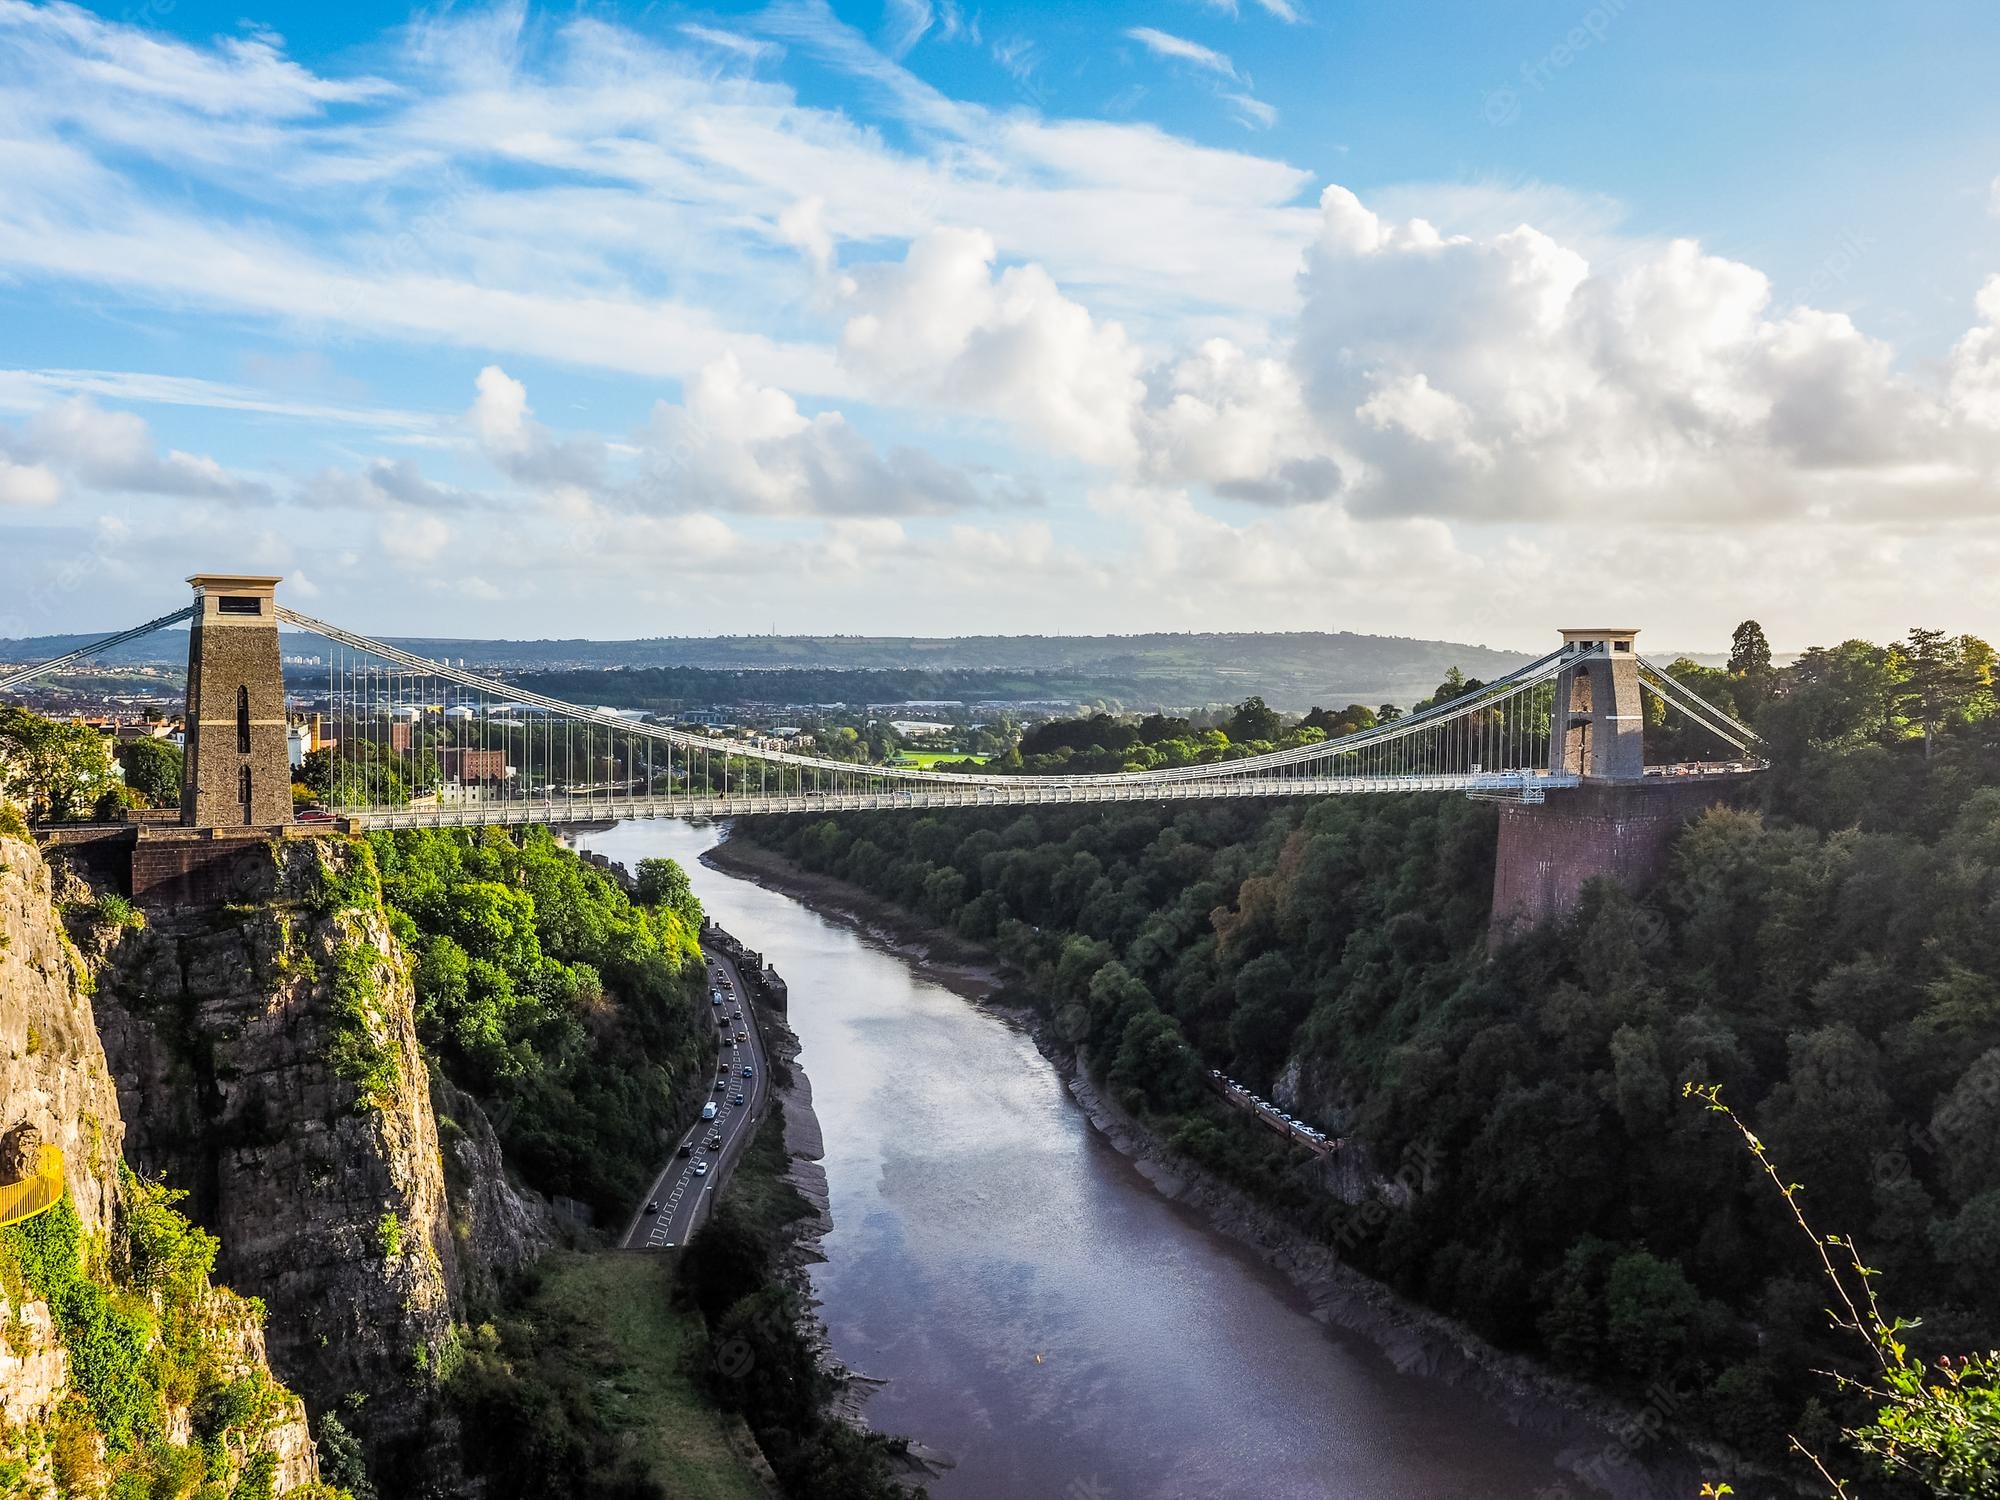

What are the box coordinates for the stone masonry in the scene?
[180,573,293,827]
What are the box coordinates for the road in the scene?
[620,947,772,1250]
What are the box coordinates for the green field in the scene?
[511,1252,767,1499]
[889,750,990,768]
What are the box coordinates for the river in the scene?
[581,819,1577,1500]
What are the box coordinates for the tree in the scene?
[1728,620,1775,707]
[116,737,183,807]
[1689,1084,2000,1498]
[1224,696,1283,745]
[1899,628,1991,759]
[0,706,117,821]
[635,856,702,929]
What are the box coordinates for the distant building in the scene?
[889,720,953,737]
[441,747,509,784]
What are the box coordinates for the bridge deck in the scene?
[346,771,1588,829]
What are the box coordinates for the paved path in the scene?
[620,948,772,1251]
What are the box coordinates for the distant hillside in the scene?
[0,628,1731,713]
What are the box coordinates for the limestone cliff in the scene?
[79,835,459,1469]
[0,824,320,1495]
[432,1074,558,1310]
[0,827,124,1238]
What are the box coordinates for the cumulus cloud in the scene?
[1291,185,2000,522]
[0,456,60,507]
[842,228,1146,467]
[640,356,995,517]
[464,366,607,491]
[377,512,451,564]
[458,362,1018,520]
[0,396,267,502]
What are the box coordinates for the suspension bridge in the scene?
[0,574,1761,831]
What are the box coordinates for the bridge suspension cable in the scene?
[1636,658,1763,752]
[278,605,1618,826]
[0,606,194,694]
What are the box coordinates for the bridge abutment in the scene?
[1488,779,1733,948]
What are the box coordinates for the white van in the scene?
[701,1102,718,1120]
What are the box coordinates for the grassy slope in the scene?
[513,1253,765,1500]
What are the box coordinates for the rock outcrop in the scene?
[433,1073,558,1308]
[1,828,124,1237]
[1,826,321,1494]
[79,835,459,1464]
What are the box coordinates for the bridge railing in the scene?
[0,1145,67,1229]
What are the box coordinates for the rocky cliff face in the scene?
[1,827,320,1494]
[433,1074,558,1310]
[80,835,460,1468]
[0,828,124,1238]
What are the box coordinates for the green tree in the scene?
[1900,628,1992,759]
[635,856,702,929]
[1224,696,1283,745]
[0,706,117,821]
[115,737,183,807]
[1690,1084,2000,1498]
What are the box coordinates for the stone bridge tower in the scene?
[180,574,293,828]
[1489,628,1732,946]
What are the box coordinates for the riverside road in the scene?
[620,946,771,1250]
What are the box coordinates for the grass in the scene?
[888,750,989,769]
[517,1253,766,1500]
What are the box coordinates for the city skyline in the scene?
[2,0,1998,650]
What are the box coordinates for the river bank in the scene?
[704,833,1742,1500]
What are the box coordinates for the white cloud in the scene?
[0,457,60,507]
[469,366,533,457]
[881,0,935,59]
[1223,92,1278,129]
[378,512,451,564]
[1950,275,2000,428]
[842,228,1146,467]
[676,23,781,63]
[1,396,267,502]
[777,195,835,274]
[1125,27,1239,80]
[640,355,997,517]
[1290,185,2000,522]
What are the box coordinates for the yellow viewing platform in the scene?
[0,1146,66,1229]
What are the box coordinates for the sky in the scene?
[1,0,1997,651]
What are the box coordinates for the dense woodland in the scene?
[737,624,2000,1493]
[367,827,710,1221]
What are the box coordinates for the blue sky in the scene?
[1,0,1997,648]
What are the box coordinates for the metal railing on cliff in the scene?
[0,1145,66,1228]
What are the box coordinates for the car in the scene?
[693,1161,709,1177]
[296,808,335,823]
[741,1066,753,1078]
[645,1201,659,1215]
[678,1142,692,1156]
[707,1134,723,1149]
[735,1031,748,1042]
[730,1093,745,1105]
